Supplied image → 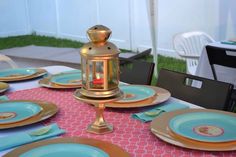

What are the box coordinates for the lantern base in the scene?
[87,123,113,134]
[86,103,113,134]
[80,87,121,98]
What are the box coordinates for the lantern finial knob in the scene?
[87,25,111,44]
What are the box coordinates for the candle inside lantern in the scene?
[93,73,104,84]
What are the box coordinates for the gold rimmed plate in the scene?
[50,72,82,86]
[0,100,58,129]
[0,82,9,93]
[151,109,236,151]
[3,137,130,157]
[105,86,170,108]
[0,69,47,82]
[39,76,82,89]
[0,68,37,80]
[0,101,42,124]
[115,85,156,103]
[169,112,236,143]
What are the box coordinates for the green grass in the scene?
[0,35,83,50]
[144,55,186,73]
[0,35,186,85]
[137,55,186,85]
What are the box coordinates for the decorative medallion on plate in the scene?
[0,112,16,120]
[193,125,224,137]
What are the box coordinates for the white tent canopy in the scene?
[146,0,158,77]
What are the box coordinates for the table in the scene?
[195,42,236,87]
[1,65,235,157]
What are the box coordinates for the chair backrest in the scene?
[206,45,236,80]
[173,31,215,57]
[120,60,154,85]
[157,69,233,111]
[0,54,18,69]
[119,48,151,66]
[173,31,215,74]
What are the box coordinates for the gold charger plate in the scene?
[0,82,9,93]
[50,73,82,86]
[105,86,170,108]
[151,109,236,151]
[0,100,58,129]
[39,76,82,89]
[115,85,156,104]
[3,137,130,157]
[0,69,36,80]
[0,69,47,82]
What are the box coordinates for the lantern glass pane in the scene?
[108,59,119,89]
[82,58,87,86]
[88,60,104,89]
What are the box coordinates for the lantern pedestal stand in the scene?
[88,103,112,134]
[74,90,123,134]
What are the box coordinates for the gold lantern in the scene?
[80,25,121,98]
[74,25,123,134]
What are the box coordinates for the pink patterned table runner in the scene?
[8,88,236,157]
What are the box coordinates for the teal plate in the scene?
[0,102,42,124]
[20,143,109,157]
[51,73,82,86]
[117,85,156,103]
[221,41,236,45]
[169,112,236,142]
[0,68,37,79]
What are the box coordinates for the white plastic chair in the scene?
[173,31,215,75]
[0,54,18,68]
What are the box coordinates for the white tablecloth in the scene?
[9,65,75,92]
[0,65,201,156]
[195,42,236,87]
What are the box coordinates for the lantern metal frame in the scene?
[80,56,121,98]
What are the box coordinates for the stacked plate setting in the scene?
[104,85,170,108]
[39,71,82,89]
[0,100,58,129]
[0,68,47,82]
[151,109,236,151]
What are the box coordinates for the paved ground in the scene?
[0,45,136,69]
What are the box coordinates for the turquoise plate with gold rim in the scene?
[116,85,156,103]
[51,73,82,86]
[169,112,236,142]
[20,143,109,157]
[0,102,42,124]
[0,68,37,79]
